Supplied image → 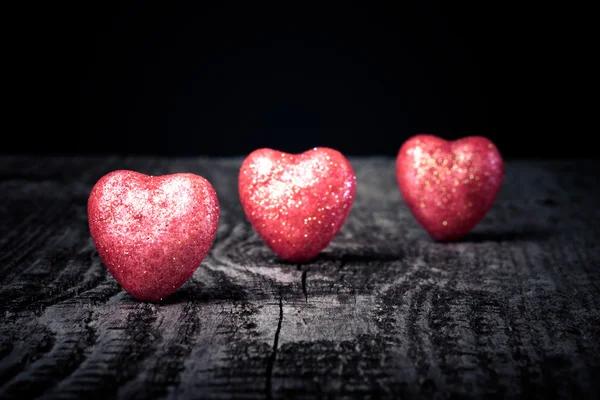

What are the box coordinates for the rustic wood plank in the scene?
[0,156,599,399]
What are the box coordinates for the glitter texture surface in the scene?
[88,170,220,302]
[396,134,504,241]
[239,147,356,263]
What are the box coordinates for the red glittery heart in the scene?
[396,134,504,241]
[239,147,356,263]
[88,171,220,302]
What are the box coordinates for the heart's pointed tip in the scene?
[429,233,466,243]
[133,297,168,304]
[124,285,182,303]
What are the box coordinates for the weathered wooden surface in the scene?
[0,155,599,400]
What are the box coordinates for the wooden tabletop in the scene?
[1,155,599,399]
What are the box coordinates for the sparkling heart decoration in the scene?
[88,170,220,302]
[396,134,504,241]
[239,147,356,263]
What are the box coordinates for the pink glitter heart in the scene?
[88,170,220,302]
[239,147,356,263]
[396,134,504,241]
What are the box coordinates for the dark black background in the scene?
[7,1,593,158]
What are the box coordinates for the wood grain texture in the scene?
[0,155,599,399]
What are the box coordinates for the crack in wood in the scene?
[265,294,284,400]
[301,270,308,302]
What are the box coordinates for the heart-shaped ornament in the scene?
[239,147,356,263]
[396,134,504,241]
[88,170,220,302]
